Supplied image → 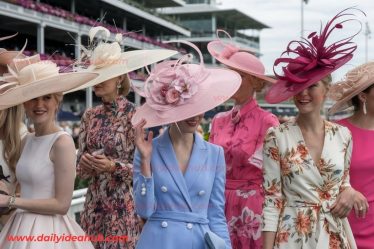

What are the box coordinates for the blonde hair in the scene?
[0,105,24,173]
[321,74,332,90]
[118,74,131,96]
[52,93,63,113]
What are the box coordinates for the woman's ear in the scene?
[358,92,367,104]
[118,74,125,82]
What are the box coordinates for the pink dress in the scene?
[336,118,374,249]
[209,99,279,249]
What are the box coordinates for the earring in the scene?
[363,101,367,115]
[116,81,122,95]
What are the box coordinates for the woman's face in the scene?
[293,81,327,114]
[174,114,204,134]
[362,86,374,114]
[230,70,255,101]
[93,76,119,98]
[24,94,59,126]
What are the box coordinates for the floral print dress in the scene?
[262,119,357,249]
[210,99,279,249]
[77,96,140,249]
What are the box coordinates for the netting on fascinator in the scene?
[274,7,364,84]
[132,40,209,118]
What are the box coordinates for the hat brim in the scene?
[131,67,241,128]
[0,51,25,65]
[265,55,352,104]
[65,49,178,93]
[207,41,275,84]
[0,72,98,110]
[328,77,374,115]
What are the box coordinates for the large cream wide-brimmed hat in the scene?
[0,54,98,110]
[65,26,178,93]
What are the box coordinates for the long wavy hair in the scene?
[0,105,24,173]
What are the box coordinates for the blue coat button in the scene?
[161,221,168,228]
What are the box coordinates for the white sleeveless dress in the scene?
[0,131,94,249]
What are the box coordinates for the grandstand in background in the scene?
[0,0,297,117]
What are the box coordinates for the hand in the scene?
[0,194,9,208]
[88,154,115,173]
[137,215,146,230]
[134,119,153,177]
[353,190,369,219]
[134,119,153,161]
[79,153,95,173]
[331,187,356,218]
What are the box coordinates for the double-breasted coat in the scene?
[133,129,231,249]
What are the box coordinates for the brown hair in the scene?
[0,105,24,173]
[351,84,374,110]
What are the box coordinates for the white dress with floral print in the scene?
[262,119,357,249]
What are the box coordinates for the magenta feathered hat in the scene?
[265,7,364,104]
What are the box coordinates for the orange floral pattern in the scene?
[262,119,355,249]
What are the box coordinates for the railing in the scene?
[67,188,87,220]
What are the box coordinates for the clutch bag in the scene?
[204,231,226,249]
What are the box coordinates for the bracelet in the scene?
[7,195,16,209]
[108,160,116,172]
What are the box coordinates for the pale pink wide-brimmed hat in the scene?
[66,26,178,93]
[265,8,363,104]
[328,62,374,114]
[207,30,275,84]
[0,54,98,110]
[0,33,26,74]
[131,41,241,128]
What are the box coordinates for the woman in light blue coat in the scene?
[131,41,242,249]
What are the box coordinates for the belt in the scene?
[285,200,356,249]
[226,179,262,191]
[149,211,209,224]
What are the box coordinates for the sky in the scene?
[220,0,374,81]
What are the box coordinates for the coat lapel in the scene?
[157,129,193,211]
[184,133,208,192]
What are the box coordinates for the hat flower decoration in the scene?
[0,52,98,110]
[265,7,365,104]
[80,26,123,69]
[133,45,209,115]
